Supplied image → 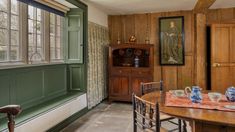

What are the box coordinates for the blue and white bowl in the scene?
[225,86,235,102]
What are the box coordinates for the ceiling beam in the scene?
[194,0,216,13]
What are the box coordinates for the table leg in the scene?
[178,119,182,132]
[183,120,187,132]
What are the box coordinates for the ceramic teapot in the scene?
[225,86,235,102]
[185,86,202,103]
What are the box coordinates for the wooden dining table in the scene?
[141,91,235,132]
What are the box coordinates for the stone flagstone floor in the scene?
[61,102,190,132]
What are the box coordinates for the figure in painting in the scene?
[162,21,182,64]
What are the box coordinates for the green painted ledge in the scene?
[0,91,86,131]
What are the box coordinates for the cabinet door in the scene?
[131,77,152,96]
[110,76,129,96]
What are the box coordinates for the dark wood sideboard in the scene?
[108,44,154,103]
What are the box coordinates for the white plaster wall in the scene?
[81,0,108,27]
[12,94,87,132]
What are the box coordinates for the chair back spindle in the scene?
[132,94,160,132]
[141,81,163,95]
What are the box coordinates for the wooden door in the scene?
[211,24,235,93]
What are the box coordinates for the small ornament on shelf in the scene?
[117,39,121,44]
[128,35,137,43]
[145,37,150,44]
[134,56,139,67]
[117,31,121,44]
[145,13,150,44]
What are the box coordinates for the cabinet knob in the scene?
[119,70,122,73]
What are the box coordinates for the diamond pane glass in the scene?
[57,48,62,59]
[0,46,7,61]
[50,48,55,59]
[56,37,61,48]
[0,29,8,45]
[10,46,19,60]
[28,33,34,46]
[50,13,55,25]
[0,12,8,28]
[0,0,8,12]
[11,15,18,30]
[11,30,19,46]
[37,8,41,21]
[50,35,55,48]
[36,21,41,33]
[56,26,61,36]
[28,5,34,19]
[37,34,41,46]
[50,24,55,34]
[28,19,33,33]
[11,0,18,14]
[56,15,61,25]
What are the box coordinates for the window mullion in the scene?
[7,0,11,61]
[54,15,57,59]
[16,1,20,61]
[34,8,37,53]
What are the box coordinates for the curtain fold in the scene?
[87,22,109,109]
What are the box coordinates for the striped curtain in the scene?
[87,22,109,109]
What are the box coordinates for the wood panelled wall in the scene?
[108,8,235,91]
[207,8,235,24]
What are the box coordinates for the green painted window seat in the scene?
[0,91,86,131]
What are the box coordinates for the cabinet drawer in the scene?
[111,68,131,75]
[131,69,151,76]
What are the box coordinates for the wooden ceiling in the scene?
[84,0,235,15]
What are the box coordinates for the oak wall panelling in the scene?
[108,11,195,91]
[108,7,235,90]
[207,8,235,24]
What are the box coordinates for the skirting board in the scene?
[14,94,87,132]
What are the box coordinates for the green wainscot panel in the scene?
[69,65,85,92]
[44,66,67,99]
[14,69,44,109]
[0,73,10,107]
[0,64,67,111]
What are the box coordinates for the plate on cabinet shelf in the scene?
[122,63,132,67]
[125,48,133,57]
[119,49,125,56]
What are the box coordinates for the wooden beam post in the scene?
[194,0,216,13]
[195,13,207,89]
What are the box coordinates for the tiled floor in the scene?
[61,102,189,132]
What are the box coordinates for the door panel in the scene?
[211,24,235,93]
[211,67,230,93]
[214,27,229,63]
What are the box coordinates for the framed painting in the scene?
[159,16,185,65]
